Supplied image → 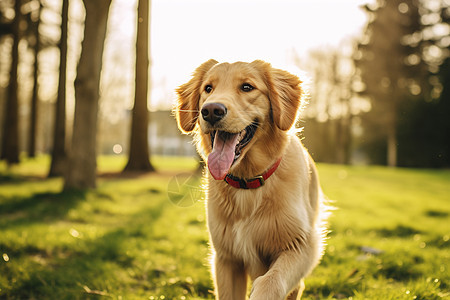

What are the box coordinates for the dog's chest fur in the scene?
[207,188,269,275]
[207,179,310,277]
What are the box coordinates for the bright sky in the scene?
[65,0,369,112]
[152,0,366,76]
[146,0,368,108]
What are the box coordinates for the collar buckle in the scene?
[250,175,265,186]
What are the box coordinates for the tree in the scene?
[123,0,154,173]
[355,0,426,166]
[27,0,42,158]
[1,0,21,164]
[433,57,450,167]
[396,1,450,167]
[64,0,112,189]
[434,3,450,167]
[48,0,69,177]
[298,46,358,164]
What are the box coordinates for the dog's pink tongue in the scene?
[208,131,239,180]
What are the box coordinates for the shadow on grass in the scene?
[0,190,87,229]
[2,229,136,299]
[1,190,212,299]
[0,173,46,185]
[1,196,162,298]
[375,224,422,238]
[425,209,449,218]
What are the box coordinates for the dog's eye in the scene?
[205,85,213,93]
[241,83,254,92]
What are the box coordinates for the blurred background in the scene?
[1,1,449,299]
[0,0,449,188]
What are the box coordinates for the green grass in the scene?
[0,156,449,299]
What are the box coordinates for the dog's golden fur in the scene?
[176,60,327,300]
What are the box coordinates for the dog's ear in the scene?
[252,60,302,131]
[175,59,218,133]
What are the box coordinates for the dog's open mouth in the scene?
[207,121,258,180]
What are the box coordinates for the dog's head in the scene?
[176,60,303,180]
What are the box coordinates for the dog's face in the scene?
[176,60,302,180]
[198,61,270,134]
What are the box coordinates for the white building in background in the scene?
[147,110,196,157]
[98,109,196,157]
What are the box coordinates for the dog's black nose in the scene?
[201,103,227,125]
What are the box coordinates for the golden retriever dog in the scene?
[175,59,327,300]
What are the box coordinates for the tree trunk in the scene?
[123,0,154,173]
[387,120,397,167]
[48,0,69,177]
[338,100,352,165]
[28,2,42,158]
[386,91,398,167]
[64,0,112,189]
[336,118,346,164]
[343,114,352,165]
[1,0,21,164]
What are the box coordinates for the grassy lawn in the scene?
[0,156,449,299]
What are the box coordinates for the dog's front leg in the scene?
[249,250,312,300]
[213,255,247,300]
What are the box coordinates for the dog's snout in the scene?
[201,103,227,125]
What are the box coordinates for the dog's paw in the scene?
[249,274,287,300]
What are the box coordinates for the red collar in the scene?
[224,158,282,189]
